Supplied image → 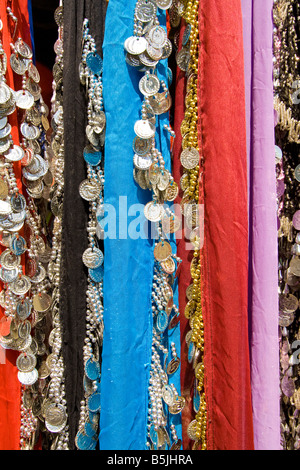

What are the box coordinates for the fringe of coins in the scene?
[0,2,66,449]
[75,19,105,451]
[44,3,70,450]
[175,0,207,449]
[124,0,184,451]
[273,0,300,450]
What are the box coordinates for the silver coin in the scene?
[82,247,104,269]
[0,249,20,269]
[22,167,42,182]
[86,125,101,147]
[25,154,41,174]
[15,39,33,59]
[28,62,40,83]
[157,170,170,191]
[91,111,106,134]
[10,54,28,75]
[10,275,31,295]
[0,218,14,231]
[155,0,173,9]
[8,211,26,225]
[133,153,153,170]
[161,39,172,59]
[0,116,7,129]
[0,83,12,106]
[146,43,163,61]
[35,154,49,177]
[144,201,163,222]
[279,311,295,328]
[125,36,148,55]
[0,266,18,283]
[11,193,26,213]
[139,52,158,68]
[290,257,300,277]
[8,220,25,233]
[45,402,67,428]
[0,137,12,154]
[133,136,152,155]
[15,90,34,110]
[79,179,101,202]
[148,26,167,49]
[136,0,157,22]
[4,145,24,162]
[134,119,156,139]
[16,299,32,321]
[30,264,46,283]
[18,320,31,339]
[18,368,38,386]
[20,122,41,140]
[0,123,11,139]
[0,102,16,118]
[176,48,190,72]
[180,148,199,169]
[125,53,141,68]
[139,74,161,97]
[26,78,41,100]
[162,384,174,405]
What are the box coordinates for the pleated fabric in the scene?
[0,0,33,451]
[60,0,107,448]
[100,0,181,449]
[198,0,254,450]
[241,0,281,450]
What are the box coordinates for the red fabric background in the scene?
[199,0,254,449]
[0,0,33,450]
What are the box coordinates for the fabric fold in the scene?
[199,0,254,450]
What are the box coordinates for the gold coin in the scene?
[185,299,196,319]
[167,357,180,375]
[165,182,179,202]
[170,439,182,450]
[161,257,175,274]
[168,396,186,414]
[186,284,194,301]
[187,419,198,440]
[154,240,172,262]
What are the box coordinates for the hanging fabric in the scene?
[101,0,182,450]
[241,0,281,450]
[60,0,107,449]
[199,0,254,450]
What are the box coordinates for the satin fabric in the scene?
[100,1,181,449]
[241,0,281,450]
[100,0,154,449]
[199,0,254,449]
[0,0,33,450]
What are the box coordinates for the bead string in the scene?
[75,18,105,451]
